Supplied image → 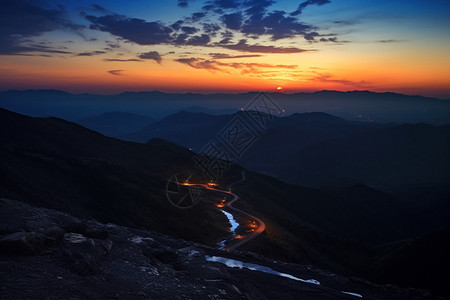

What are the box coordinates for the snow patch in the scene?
[206,255,320,285]
[341,291,363,298]
[129,236,154,244]
[64,233,87,244]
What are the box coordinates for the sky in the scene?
[1,0,449,98]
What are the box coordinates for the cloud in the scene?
[138,51,162,63]
[77,51,107,56]
[84,0,332,53]
[218,39,312,53]
[311,73,370,87]
[86,14,173,45]
[205,0,242,10]
[104,58,143,62]
[0,0,81,55]
[176,58,222,71]
[209,53,263,59]
[107,70,125,76]
[250,10,315,40]
[221,12,243,30]
[376,39,404,43]
[176,57,297,75]
[204,1,324,41]
[190,12,206,22]
[178,0,194,8]
[181,26,198,34]
[186,34,211,46]
[291,0,331,16]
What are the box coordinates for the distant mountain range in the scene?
[1,89,450,124]
[119,110,450,193]
[77,112,155,137]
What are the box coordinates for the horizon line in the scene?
[1,88,449,100]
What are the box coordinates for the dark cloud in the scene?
[171,20,184,31]
[209,0,241,10]
[138,51,162,63]
[202,23,221,36]
[0,0,81,55]
[204,1,322,41]
[291,0,331,16]
[243,0,275,16]
[104,58,142,62]
[377,39,404,43]
[86,14,173,45]
[178,0,194,8]
[84,0,331,53]
[221,12,243,30]
[191,12,206,22]
[107,69,125,76]
[181,26,198,34]
[106,40,121,49]
[185,34,211,46]
[218,39,312,53]
[333,20,358,26]
[77,50,106,56]
[259,10,314,40]
[209,53,263,59]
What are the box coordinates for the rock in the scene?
[64,233,88,244]
[61,222,88,235]
[60,236,111,275]
[42,227,65,245]
[84,228,108,240]
[142,245,184,271]
[61,249,100,275]
[0,232,46,255]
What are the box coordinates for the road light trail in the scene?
[198,171,266,252]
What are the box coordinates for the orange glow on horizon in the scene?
[1,45,449,98]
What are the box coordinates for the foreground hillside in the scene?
[0,108,229,246]
[0,198,441,300]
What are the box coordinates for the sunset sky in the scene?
[1,0,449,98]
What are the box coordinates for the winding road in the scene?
[204,171,266,252]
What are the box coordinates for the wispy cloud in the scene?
[209,53,263,59]
[107,69,126,76]
[138,51,162,63]
[104,58,142,62]
[77,51,107,56]
[218,39,314,53]
[176,57,298,77]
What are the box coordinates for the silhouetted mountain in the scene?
[177,106,238,115]
[124,110,450,195]
[125,111,231,147]
[276,123,450,189]
[76,112,154,137]
[1,89,449,124]
[373,227,450,299]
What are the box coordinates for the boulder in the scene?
[0,232,46,255]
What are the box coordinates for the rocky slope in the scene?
[0,198,442,300]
